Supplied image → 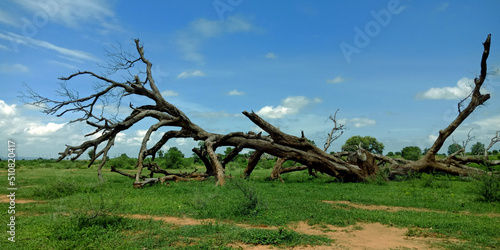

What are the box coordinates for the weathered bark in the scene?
[22,35,498,187]
[389,34,494,178]
[269,110,346,181]
[192,147,213,175]
[270,157,287,182]
[347,145,379,177]
[243,150,264,178]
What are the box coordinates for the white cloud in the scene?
[0,32,97,62]
[427,134,438,144]
[228,89,245,96]
[265,52,278,59]
[177,70,205,79]
[416,77,477,100]
[256,96,321,119]
[0,63,29,73]
[0,100,16,116]
[326,75,345,84]
[161,90,179,97]
[256,105,294,119]
[473,114,500,133]
[15,0,121,33]
[176,15,257,64]
[25,122,65,136]
[339,117,376,128]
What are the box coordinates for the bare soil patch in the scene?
[0,195,38,203]
[122,213,456,249]
[292,221,451,249]
[323,200,500,218]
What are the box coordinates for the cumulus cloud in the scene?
[176,15,257,64]
[0,100,16,116]
[473,114,500,134]
[339,117,376,128]
[256,96,321,119]
[25,122,65,135]
[177,70,205,79]
[415,77,486,100]
[326,75,345,84]
[265,52,278,59]
[228,89,245,96]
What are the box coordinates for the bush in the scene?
[401,146,422,161]
[420,173,451,189]
[231,180,266,217]
[108,153,136,169]
[476,174,500,202]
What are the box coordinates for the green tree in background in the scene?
[164,147,185,169]
[470,142,485,155]
[401,146,422,161]
[448,143,463,155]
[341,135,384,154]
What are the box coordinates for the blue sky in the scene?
[1,0,499,159]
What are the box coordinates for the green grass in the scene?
[1,161,499,249]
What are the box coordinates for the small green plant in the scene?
[239,227,331,246]
[367,168,389,185]
[420,173,451,189]
[231,180,266,216]
[476,174,500,202]
[32,181,101,199]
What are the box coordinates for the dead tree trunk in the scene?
[21,35,498,187]
[268,109,346,181]
[389,34,495,178]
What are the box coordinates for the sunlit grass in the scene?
[0,161,499,249]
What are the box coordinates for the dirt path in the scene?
[0,195,38,203]
[122,213,455,249]
[323,200,500,218]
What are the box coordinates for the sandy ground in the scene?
[123,212,457,249]
[1,196,468,249]
[0,195,38,203]
[323,200,500,218]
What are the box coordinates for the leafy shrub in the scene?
[231,180,266,217]
[401,146,422,160]
[257,158,275,169]
[420,173,451,189]
[108,153,136,169]
[476,174,500,202]
[367,168,389,185]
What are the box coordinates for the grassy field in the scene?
[1,160,499,249]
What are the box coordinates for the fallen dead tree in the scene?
[22,34,499,187]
